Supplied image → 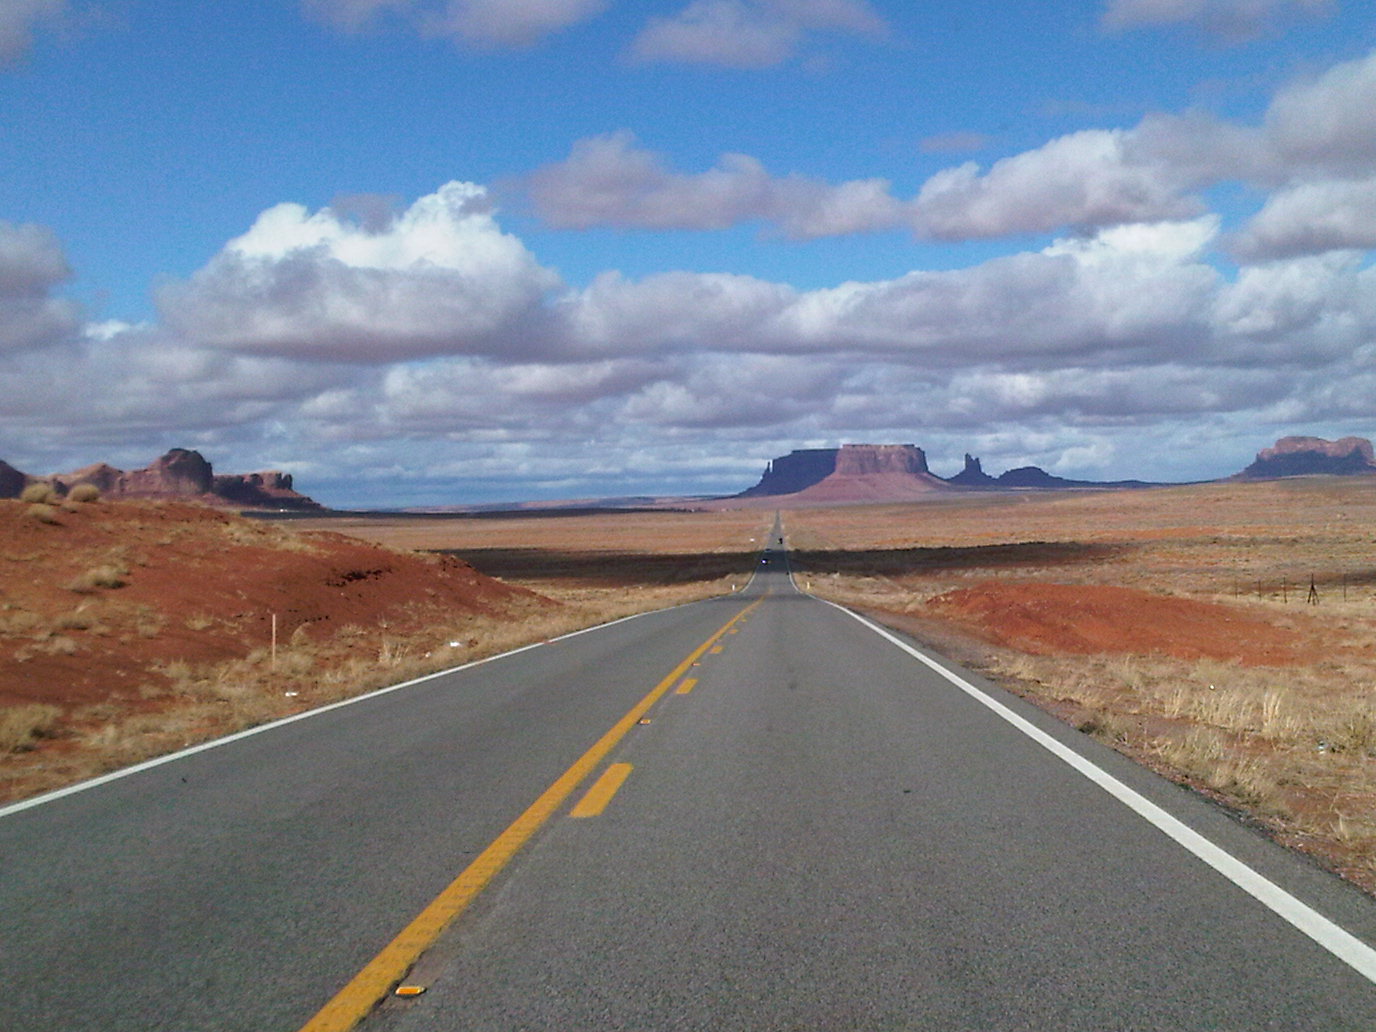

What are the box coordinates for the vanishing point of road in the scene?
[5,519,1376,1030]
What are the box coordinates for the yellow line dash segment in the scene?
[710,645,724,654]
[570,763,633,817]
[297,596,763,1032]
[675,677,698,695]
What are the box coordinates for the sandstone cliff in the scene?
[1239,436,1376,479]
[0,449,322,509]
[738,444,947,501]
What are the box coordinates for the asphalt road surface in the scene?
[5,526,1376,1030]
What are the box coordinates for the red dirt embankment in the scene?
[0,499,542,709]
[927,581,1311,665]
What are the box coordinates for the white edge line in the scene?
[1,579,760,822]
[814,594,1376,985]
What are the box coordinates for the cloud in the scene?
[1100,0,1332,41]
[1263,48,1376,173]
[158,182,561,362]
[526,47,1376,254]
[0,0,65,66]
[910,129,1203,240]
[1233,177,1376,259]
[529,128,1203,242]
[0,220,81,351]
[629,0,886,67]
[14,152,1376,501]
[525,131,903,238]
[303,0,608,46]
[427,0,609,47]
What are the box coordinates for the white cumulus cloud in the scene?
[158,182,561,362]
[910,129,1202,240]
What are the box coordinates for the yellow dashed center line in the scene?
[296,597,762,1032]
[710,645,724,654]
[675,677,698,695]
[570,763,633,818]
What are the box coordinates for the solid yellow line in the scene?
[675,677,698,695]
[570,763,633,817]
[297,597,763,1032]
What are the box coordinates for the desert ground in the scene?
[0,497,768,803]
[6,479,1376,898]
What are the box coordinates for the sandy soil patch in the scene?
[927,581,1312,665]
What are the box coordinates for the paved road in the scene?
[6,528,1376,1030]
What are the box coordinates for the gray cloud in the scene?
[0,0,65,66]
[0,220,81,351]
[1100,0,1332,41]
[526,131,903,238]
[302,0,608,46]
[629,0,886,67]
[1232,177,1376,259]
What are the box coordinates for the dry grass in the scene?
[64,563,129,593]
[0,704,62,753]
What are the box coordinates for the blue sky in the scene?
[2,0,1375,506]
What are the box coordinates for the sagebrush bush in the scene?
[26,503,59,524]
[19,482,56,504]
[0,703,63,753]
[67,483,101,503]
[65,564,128,593]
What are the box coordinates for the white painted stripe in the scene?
[821,598,1376,984]
[0,585,757,821]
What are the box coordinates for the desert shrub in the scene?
[67,483,101,503]
[53,610,93,631]
[26,503,59,524]
[0,703,63,752]
[19,482,56,504]
[65,564,129,593]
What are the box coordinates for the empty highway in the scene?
[5,527,1376,1030]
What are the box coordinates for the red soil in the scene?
[927,580,1311,665]
[0,500,541,709]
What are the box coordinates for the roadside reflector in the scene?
[638,718,652,725]
[394,985,426,997]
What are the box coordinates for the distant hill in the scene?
[735,445,1155,505]
[946,454,1155,490]
[1237,436,1376,479]
[0,448,322,509]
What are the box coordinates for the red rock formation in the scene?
[737,444,947,504]
[833,443,930,476]
[6,449,322,508]
[1240,436,1376,479]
